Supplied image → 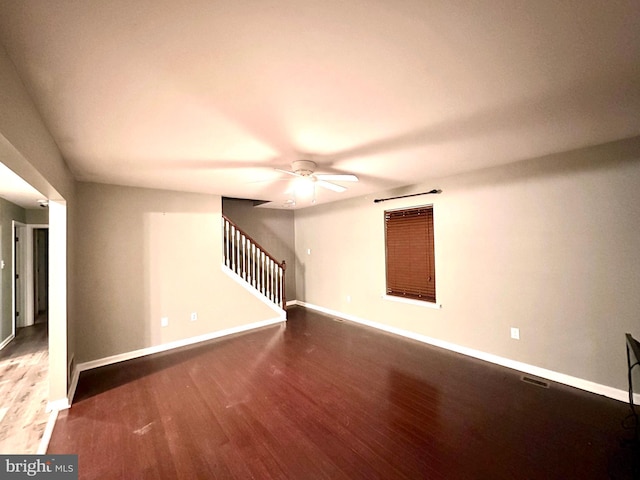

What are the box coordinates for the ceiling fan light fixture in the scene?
[294,176,316,198]
[274,158,358,203]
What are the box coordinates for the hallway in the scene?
[0,314,49,453]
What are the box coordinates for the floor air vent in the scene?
[521,376,550,388]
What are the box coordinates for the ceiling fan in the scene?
[276,160,358,193]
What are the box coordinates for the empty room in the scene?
[0,1,639,478]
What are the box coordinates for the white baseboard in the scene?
[70,316,286,404]
[37,410,59,454]
[0,334,15,351]
[67,364,80,408]
[46,397,71,412]
[296,301,640,405]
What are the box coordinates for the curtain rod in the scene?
[374,189,442,203]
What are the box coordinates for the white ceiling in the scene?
[0,162,46,209]
[0,0,638,208]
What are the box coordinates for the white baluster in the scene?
[224,219,229,267]
[277,265,282,304]
[240,234,244,277]
[231,225,236,271]
[274,262,278,302]
[257,251,262,293]
[236,229,241,276]
[252,243,256,287]
[269,259,274,301]
[261,252,266,296]
[244,237,248,280]
[250,243,253,283]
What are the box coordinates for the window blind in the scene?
[384,206,435,302]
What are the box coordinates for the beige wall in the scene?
[75,183,281,363]
[222,198,296,301]
[26,208,49,225]
[0,198,26,344]
[294,137,640,393]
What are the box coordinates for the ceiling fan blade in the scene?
[246,176,290,184]
[275,168,305,178]
[315,174,359,182]
[316,180,347,193]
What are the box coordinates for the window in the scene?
[384,205,436,303]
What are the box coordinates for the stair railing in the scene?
[222,214,286,310]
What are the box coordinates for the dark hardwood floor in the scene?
[48,307,638,479]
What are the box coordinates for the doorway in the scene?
[5,221,50,453]
[13,223,49,329]
[0,151,69,439]
[34,228,49,323]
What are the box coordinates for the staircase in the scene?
[222,214,286,310]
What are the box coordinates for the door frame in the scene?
[0,145,69,409]
[12,222,49,330]
[12,221,27,332]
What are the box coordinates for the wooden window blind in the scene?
[384,206,435,302]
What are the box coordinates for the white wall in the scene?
[294,137,640,395]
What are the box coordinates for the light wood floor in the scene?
[0,316,49,454]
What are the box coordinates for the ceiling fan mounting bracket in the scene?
[291,160,317,176]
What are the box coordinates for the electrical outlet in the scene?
[510,327,520,340]
[346,295,351,303]
[307,248,311,255]
[190,312,198,321]
[161,317,169,327]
